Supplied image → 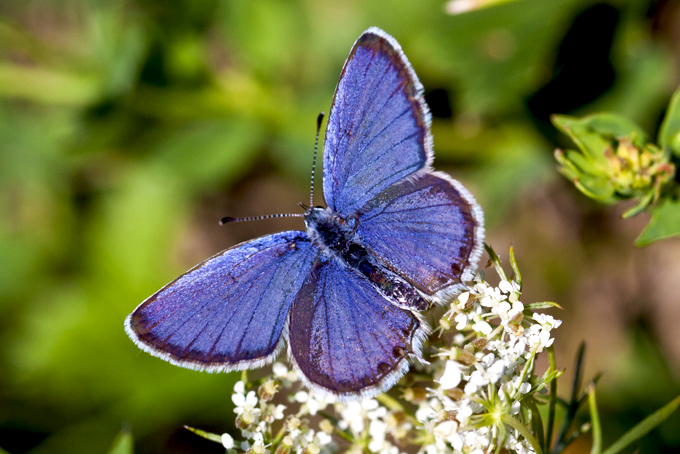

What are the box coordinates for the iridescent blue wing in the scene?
[322,27,431,216]
[356,172,484,300]
[288,257,427,400]
[125,231,317,372]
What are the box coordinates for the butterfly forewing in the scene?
[322,27,431,216]
[126,231,317,371]
[288,257,426,400]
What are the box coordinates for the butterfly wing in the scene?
[356,171,484,301]
[288,256,427,400]
[323,27,431,216]
[125,231,317,372]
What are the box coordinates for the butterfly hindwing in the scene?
[288,256,426,400]
[126,231,317,372]
[322,27,432,216]
[355,171,484,300]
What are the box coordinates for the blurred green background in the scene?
[2,0,680,452]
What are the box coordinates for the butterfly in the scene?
[125,27,484,400]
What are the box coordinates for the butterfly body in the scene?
[126,27,484,400]
[305,205,428,311]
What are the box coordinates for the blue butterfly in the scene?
[125,27,484,400]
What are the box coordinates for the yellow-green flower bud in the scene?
[258,379,280,401]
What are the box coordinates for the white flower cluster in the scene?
[416,275,562,454]
[336,398,411,454]
[207,251,562,454]
[222,364,336,454]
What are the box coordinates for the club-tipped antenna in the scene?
[309,112,325,207]
[220,213,303,225]
[220,114,324,227]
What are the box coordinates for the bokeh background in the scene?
[2,0,680,453]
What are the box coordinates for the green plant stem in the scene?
[553,343,586,453]
[601,394,680,454]
[502,414,543,454]
[546,346,557,453]
[588,384,602,454]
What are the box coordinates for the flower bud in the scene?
[445,387,465,401]
[275,436,293,454]
[402,386,427,403]
[470,337,488,351]
[301,443,320,454]
[455,347,477,365]
[258,379,280,401]
[247,444,268,454]
[319,419,334,434]
[235,413,254,430]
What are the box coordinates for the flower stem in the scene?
[546,346,557,453]
[502,413,543,454]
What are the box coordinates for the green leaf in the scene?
[601,395,680,454]
[578,113,648,146]
[572,173,616,202]
[621,191,654,219]
[106,428,133,454]
[588,384,602,454]
[509,245,522,288]
[552,115,611,167]
[525,301,562,310]
[552,114,648,164]
[658,86,680,157]
[184,425,223,444]
[635,197,680,246]
[546,347,557,454]
[561,149,600,175]
[483,244,507,281]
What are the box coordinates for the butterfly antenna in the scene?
[309,112,325,207]
[220,213,303,225]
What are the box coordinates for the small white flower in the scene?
[362,398,380,411]
[294,391,309,403]
[232,390,258,414]
[458,291,470,307]
[368,420,387,452]
[415,403,436,423]
[481,353,495,367]
[316,431,332,446]
[457,403,474,425]
[272,404,286,420]
[438,361,462,389]
[367,406,387,421]
[432,420,458,439]
[305,397,321,416]
[251,431,264,444]
[221,433,234,449]
[424,444,438,454]
[272,362,288,377]
[518,382,532,394]
[499,280,514,294]
[338,401,365,433]
[472,320,492,335]
[455,313,468,330]
[487,359,507,383]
